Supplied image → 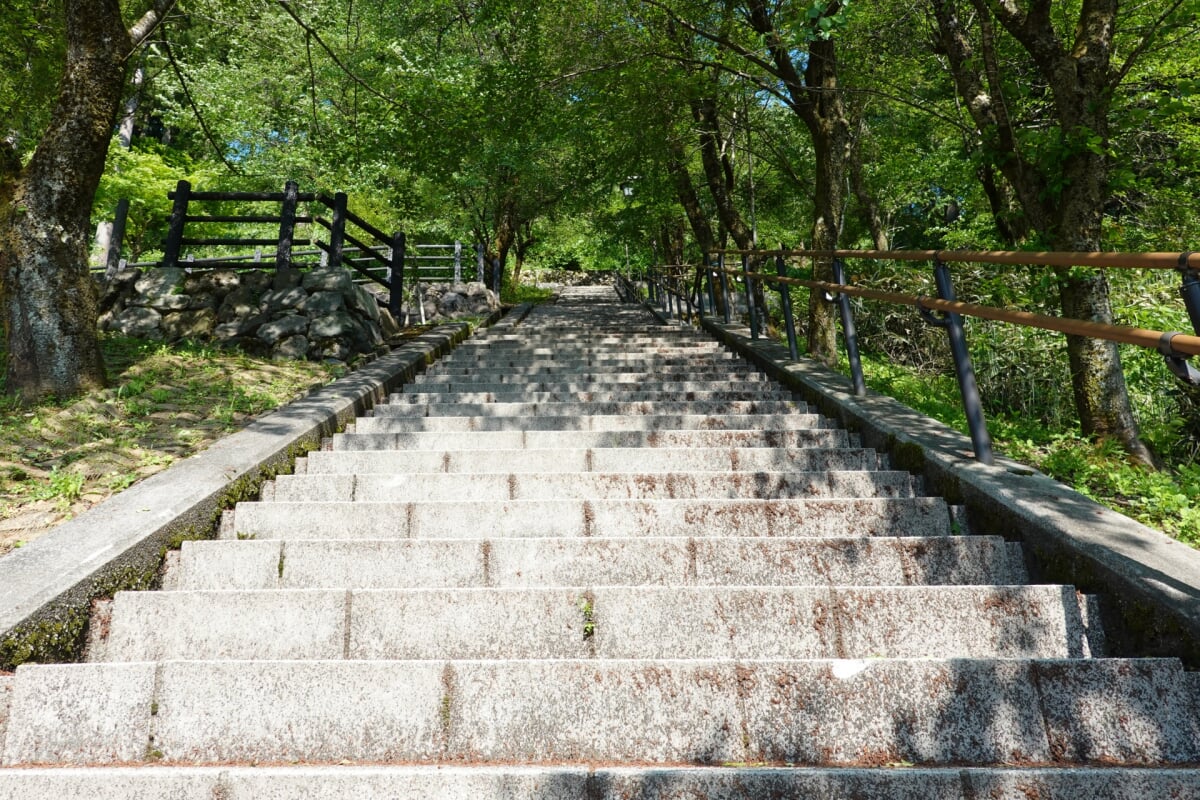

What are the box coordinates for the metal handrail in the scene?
[643,247,1200,465]
[716,248,1200,271]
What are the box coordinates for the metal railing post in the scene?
[833,259,866,397]
[1181,254,1200,334]
[776,254,799,361]
[389,231,405,317]
[273,180,299,289]
[932,259,993,464]
[706,262,718,315]
[719,253,732,324]
[162,180,190,269]
[742,254,760,339]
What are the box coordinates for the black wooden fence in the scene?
[159,180,406,316]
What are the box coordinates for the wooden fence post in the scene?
[328,192,348,269]
[104,199,130,280]
[162,179,190,269]
[274,180,299,288]
[389,231,405,317]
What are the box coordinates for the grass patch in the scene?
[848,351,1200,547]
[0,334,342,556]
[501,282,556,304]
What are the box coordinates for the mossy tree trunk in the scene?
[0,0,175,402]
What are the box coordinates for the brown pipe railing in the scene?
[717,248,1200,271]
[731,269,1200,358]
[640,247,1200,465]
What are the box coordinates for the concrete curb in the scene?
[700,315,1200,667]
[0,305,525,669]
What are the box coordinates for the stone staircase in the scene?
[1,285,1198,796]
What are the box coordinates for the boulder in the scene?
[145,292,191,312]
[347,283,382,322]
[112,306,163,339]
[303,267,353,294]
[134,267,185,298]
[299,291,345,317]
[438,291,467,315]
[187,292,219,311]
[378,308,401,338]
[218,286,261,322]
[309,310,362,341]
[272,335,309,361]
[239,270,273,293]
[257,314,309,344]
[184,270,240,296]
[214,316,267,342]
[97,265,141,315]
[272,268,304,291]
[312,340,353,362]
[162,309,217,342]
[259,286,308,315]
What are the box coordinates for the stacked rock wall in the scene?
[97,266,400,364]
[97,267,504,363]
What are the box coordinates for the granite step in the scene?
[350,412,830,434]
[370,400,808,418]
[224,497,952,540]
[389,390,797,406]
[5,766,1200,799]
[299,446,883,475]
[331,428,855,452]
[4,658,1196,767]
[96,585,1099,662]
[265,470,921,503]
[173,535,1027,591]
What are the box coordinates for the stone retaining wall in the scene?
[98,268,502,364]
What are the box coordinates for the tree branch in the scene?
[128,0,179,54]
[1110,0,1188,89]
[275,0,437,127]
[162,41,239,173]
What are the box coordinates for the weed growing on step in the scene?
[577,595,596,640]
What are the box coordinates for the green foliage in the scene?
[851,349,1200,547]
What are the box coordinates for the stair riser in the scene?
[175,536,1027,591]
[228,498,951,540]
[267,471,919,503]
[391,391,797,404]
[99,586,1091,662]
[369,401,808,418]
[351,414,830,433]
[6,660,1195,767]
[412,376,768,388]
[5,767,1200,800]
[425,365,764,377]
[332,429,853,451]
[301,448,880,475]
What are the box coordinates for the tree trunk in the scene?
[512,221,535,287]
[691,95,752,250]
[744,1,849,365]
[666,138,715,255]
[849,129,888,251]
[931,0,1155,466]
[0,0,138,400]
